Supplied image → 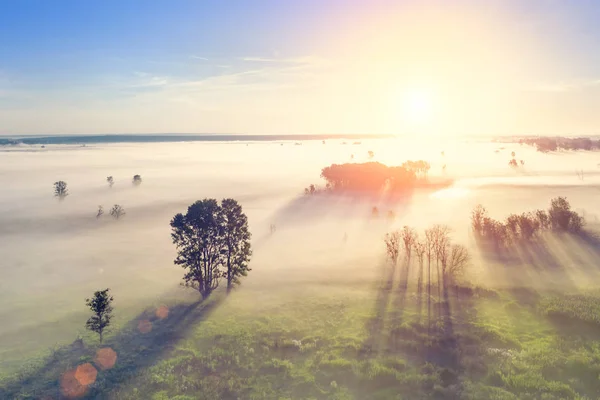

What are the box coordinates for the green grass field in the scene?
[4,252,600,400]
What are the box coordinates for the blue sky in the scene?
[1,0,600,135]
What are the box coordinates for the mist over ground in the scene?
[2,137,600,398]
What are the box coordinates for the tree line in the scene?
[383,225,469,332]
[518,136,599,153]
[472,196,584,248]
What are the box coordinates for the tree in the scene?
[424,228,435,331]
[445,245,469,279]
[535,209,550,230]
[96,206,104,219]
[372,206,379,218]
[132,175,142,186]
[471,205,487,235]
[110,205,125,219]
[107,176,114,188]
[387,210,396,221]
[384,231,401,265]
[85,289,113,343]
[548,197,581,231]
[170,199,225,299]
[401,226,417,260]
[368,150,374,159]
[220,198,252,293]
[54,181,69,199]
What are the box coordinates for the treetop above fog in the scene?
[317,161,432,193]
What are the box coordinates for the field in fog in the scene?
[3,137,600,399]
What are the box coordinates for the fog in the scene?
[2,138,600,375]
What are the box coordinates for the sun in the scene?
[401,88,434,125]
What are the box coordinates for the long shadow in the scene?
[388,256,411,351]
[0,294,223,399]
[361,259,396,358]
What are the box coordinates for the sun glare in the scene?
[401,88,434,126]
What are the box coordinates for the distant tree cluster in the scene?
[519,137,598,153]
[170,198,252,299]
[96,204,126,219]
[472,197,584,247]
[303,161,433,195]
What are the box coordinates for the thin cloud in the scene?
[190,56,209,60]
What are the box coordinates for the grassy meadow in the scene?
[2,139,600,399]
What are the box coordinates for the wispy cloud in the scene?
[190,56,209,60]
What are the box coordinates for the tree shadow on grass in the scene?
[361,259,396,358]
[0,294,223,399]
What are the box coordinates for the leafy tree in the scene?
[110,205,126,219]
[85,289,113,343]
[368,150,374,159]
[132,175,142,186]
[517,212,540,240]
[107,176,114,188]
[535,209,550,230]
[548,197,581,231]
[170,199,225,299]
[508,158,518,168]
[54,181,69,199]
[220,198,252,293]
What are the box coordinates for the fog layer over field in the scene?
[1,138,599,375]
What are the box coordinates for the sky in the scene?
[1,0,600,136]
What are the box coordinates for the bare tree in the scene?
[109,204,126,219]
[384,231,402,265]
[471,205,487,235]
[96,205,104,219]
[414,240,426,321]
[445,244,470,280]
[424,228,435,332]
[430,225,451,314]
[401,226,417,260]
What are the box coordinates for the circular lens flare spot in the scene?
[156,305,169,320]
[60,369,88,399]
[75,363,98,386]
[138,319,153,334]
[95,347,118,370]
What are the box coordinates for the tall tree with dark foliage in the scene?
[85,289,113,343]
[171,198,252,299]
